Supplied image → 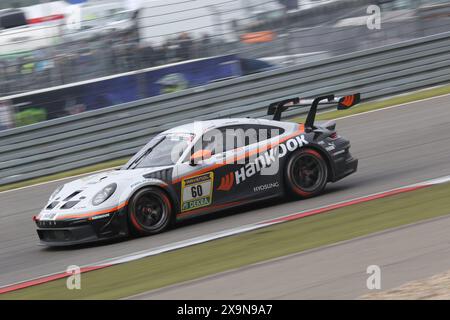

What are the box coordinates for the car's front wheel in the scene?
[285,148,328,198]
[128,187,174,236]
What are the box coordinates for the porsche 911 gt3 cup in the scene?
[34,94,360,246]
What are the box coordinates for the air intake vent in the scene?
[63,191,82,201]
[143,168,173,183]
[61,201,79,209]
[46,201,59,210]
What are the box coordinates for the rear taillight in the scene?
[329,132,338,139]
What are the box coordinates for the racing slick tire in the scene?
[285,148,328,199]
[128,187,174,236]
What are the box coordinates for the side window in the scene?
[188,124,285,159]
[262,125,285,140]
[219,125,285,151]
[222,127,247,152]
[199,127,239,155]
[242,125,285,143]
[187,131,224,159]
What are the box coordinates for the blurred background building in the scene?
[0,0,449,130]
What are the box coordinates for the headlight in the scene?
[92,183,117,206]
[50,185,64,200]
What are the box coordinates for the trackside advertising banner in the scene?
[7,55,242,122]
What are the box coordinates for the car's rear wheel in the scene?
[128,187,174,236]
[285,148,328,198]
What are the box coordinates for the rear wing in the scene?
[267,93,360,129]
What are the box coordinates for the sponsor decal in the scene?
[39,220,57,226]
[181,172,214,212]
[39,212,57,221]
[234,135,308,185]
[325,143,336,152]
[253,182,280,193]
[217,172,235,191]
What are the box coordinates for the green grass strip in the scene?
[1,84,450,192]
[3,182,450,300]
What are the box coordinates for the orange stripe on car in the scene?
[55,201,129,220]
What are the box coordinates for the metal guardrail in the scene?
[1,31,450,185]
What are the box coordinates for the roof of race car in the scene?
[162,118,291,136]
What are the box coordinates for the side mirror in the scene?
[190,149,212,165]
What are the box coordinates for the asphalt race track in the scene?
[132,214,450,299]
[1,94,450,296]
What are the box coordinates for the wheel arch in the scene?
[283,144,331,198]
[286,144,335,183]
[304,144,334,182]
[125,182,179,236]
[125,181,180,216]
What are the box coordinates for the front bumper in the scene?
[35,208,129,246]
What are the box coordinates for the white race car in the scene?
[34,94,359,246]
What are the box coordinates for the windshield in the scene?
[129,133,193,168]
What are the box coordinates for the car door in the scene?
[211,124,286,203]
[174,124,285,216]
[173,129,227,216]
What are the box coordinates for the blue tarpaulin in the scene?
[65,0,88,4]
[12,55,242,120]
